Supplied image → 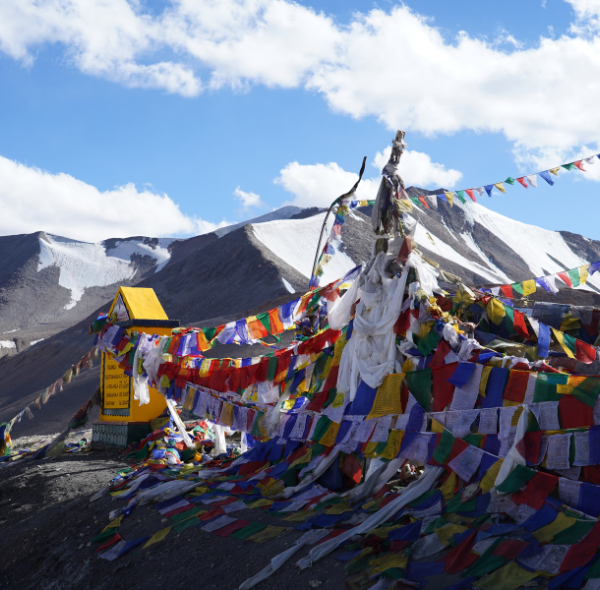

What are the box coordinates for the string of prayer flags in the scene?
[411,152,599,208]
[484,261,597,300]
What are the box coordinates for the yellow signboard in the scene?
[101,354,131,416]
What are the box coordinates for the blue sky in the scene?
[0,0,599,241]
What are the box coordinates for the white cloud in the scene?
[0,155,228,241]
[276,144,461,208]
[372,148,462,189]
[4,1,600,168]
[275,161,378,209]
[234,186,266,211]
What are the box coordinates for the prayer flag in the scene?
[465,189,476,202]
[494,182,506,193]
[484,184,494,197]
[538,170,554,185]
[516,177,528,188]
[526,174,537,187]
[558,271,573,288]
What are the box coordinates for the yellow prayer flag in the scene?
[366,373,404,420]
[381,430,403,460]
[580,264,590,285]
[143,526,172,549]
[368,553,408,576]
[102,515,123,532]
[395,198,414,214]
[319,421,341,447]
[479,365,493,398]
[487,298,506,325]
[436,523,468,546]
[532,512,576,543]
[494,182,506,193]
[549,167,561,175]
[551,327,575,359]
[480,459,503,493]
[521,279,536,297]
[431,419,445,434]
[445,192,454,207]
[247,525,288,543]
[289,447,312,469]
[440,472,456,500]
[476,562,539,590]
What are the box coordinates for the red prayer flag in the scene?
[576,339,597,364]
[444,531,478,574]
[558,271,573,288]
[574,160,586,171]
[432,363,458,412]
[559,543,597,572]
[516,177,528,189]
[418,196,430,209]
[465,189,476,202]
[512,471,557,509]
[500,285,513,298]
[513,310,529,339]
[492,539,529,560]
[341,454,363,484]
[559,395,594,428]
[503,370,529,402]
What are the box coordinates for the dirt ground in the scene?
[0,447,462,590]
[0,448,351,590]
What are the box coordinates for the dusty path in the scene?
[0,450,350,590]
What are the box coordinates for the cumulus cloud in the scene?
[4,1,600,166]
[0,155,228,242]
[275,161,378,209]
[372,148,462,189]
[276,144,461,208]
[233,186,267,212]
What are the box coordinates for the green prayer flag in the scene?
[511,283,523,295]
[203,327,217,342]
[568,267,581,288]
[432,429,455,465]
[572,377,600,407]
[552,520,594,545]
[533,372,568,403]
[456,191,466,203]
[405,369,432,411]
[312,416,332,441]
[230,522,267,540]
[562,163,577,171]
[417,330,440,356]
[495,464,535,494]
[505,177,515,185]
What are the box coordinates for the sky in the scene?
[0,0,599,242]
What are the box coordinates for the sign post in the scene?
[92,287,179,447]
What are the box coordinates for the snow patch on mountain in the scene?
[215,206,303,238]
[38,235,137,309]
[463,202,600,290]
[412,219,508,283]
[252,213,356,285]
[104,238,175,272]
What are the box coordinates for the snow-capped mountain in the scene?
[401,187,600,299]
[0,207,309,357]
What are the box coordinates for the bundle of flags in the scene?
[411,154,600,209]
[93,266,361,355]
